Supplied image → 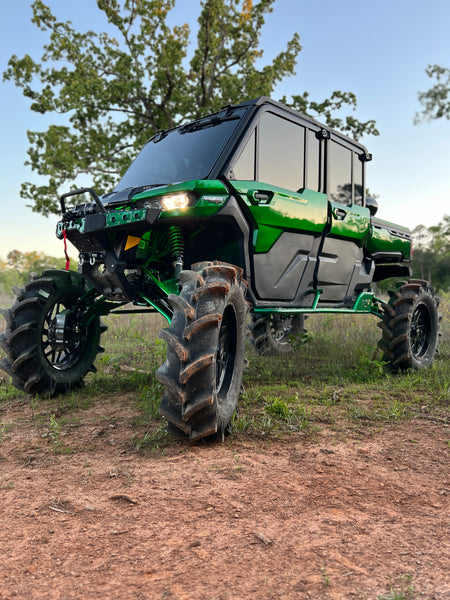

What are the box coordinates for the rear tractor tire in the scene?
[250,313,306,356]
[156,262,249,441]
[0,270,105,395]
[378,279,440,370]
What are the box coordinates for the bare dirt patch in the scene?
[0,398,448,600]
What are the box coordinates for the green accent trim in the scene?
[76,279,174,326]
[105,208,147,228]
[138,266,176,323]
[138,293,172,324]
[142,267,178,296]
[56,219,83,237]
[136,231,152,260]
[253,291,384,318]
[77,292,128,327]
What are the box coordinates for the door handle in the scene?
[247,190,274,204]
[334,208,347,220]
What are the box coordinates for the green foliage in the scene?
[0,270,26,299]
[132,423,170,452]
[0,250,68,297]
[138,380,164,421]
[0,377,24,402]
[265,396,291,418]
[416,64,450,122]
[3,249,67,271]
[4,0,378,215]
[411,215,450,290]
[284,90,379,139]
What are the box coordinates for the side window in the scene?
[258,112,304,191]
[233,130,256,180]
[306,129,320,192]
[353,153,363,205]
[328,141,352,205]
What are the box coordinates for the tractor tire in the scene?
[156,261,248,441]
[0,270,104,395]
[378,279,440,370]
[250,313,306,356]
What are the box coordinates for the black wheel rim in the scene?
[410,303,431,358]
[270,314,294,346]
[41,299,87,371]
[216,305,238,402]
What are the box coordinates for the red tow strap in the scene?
[63,229,70,271]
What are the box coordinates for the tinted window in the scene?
[328,141,352,205]
[306,129,320,191]
[112,116,243,194]
[353,153,363,205]
[233,130,256,180]
[258,112,304,191]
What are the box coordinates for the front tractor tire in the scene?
[156,262,248,441]
[378,279,440,370]
[0,270,104,396]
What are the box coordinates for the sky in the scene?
[0,0,449,260]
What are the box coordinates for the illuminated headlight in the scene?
[160,193,190,211]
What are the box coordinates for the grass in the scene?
[377,574,415,600]
[237,302,450,438]
[0,290,449,450]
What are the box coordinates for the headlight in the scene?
[160,193,190,211]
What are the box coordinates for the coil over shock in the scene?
[169,226,184,280]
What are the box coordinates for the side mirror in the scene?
[366,196,378,216]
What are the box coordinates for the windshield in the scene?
[111,109,245,196]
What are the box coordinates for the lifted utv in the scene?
[0,97,440,440]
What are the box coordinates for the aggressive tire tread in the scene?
[156,261,248,441]
[378,280,440,370]
[0,270,105,396]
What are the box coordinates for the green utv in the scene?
[0,97,440,440]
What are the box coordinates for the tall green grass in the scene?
[239,296,450,435]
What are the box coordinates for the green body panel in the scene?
[133,178,229,200]
[137,179,228,219]
[232,182,328,253]
[159,205,223,219]
[366,219,411,260]
[328,202,371,245]
[134,179,229,215]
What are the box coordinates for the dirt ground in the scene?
[0,398,448,600]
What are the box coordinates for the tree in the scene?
[4,0,379,216]
[411,216,450,290]
[0,250,67,295]
[416,64,450,122]
[3,250,67,273]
